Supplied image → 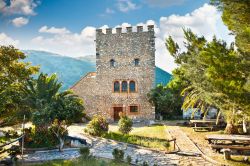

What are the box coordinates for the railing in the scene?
[0,135,23,149]
[167,138,178,152]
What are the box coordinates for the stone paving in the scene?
[20,124,217,166]
[89,137,180,166]
[167,126,201,155]
[167,126,215,166]
[22,148,81,162]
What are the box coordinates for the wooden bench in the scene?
[210,144,250,152]
[205,134,250,144]
[192,126,213,132]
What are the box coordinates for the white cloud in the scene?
[0,33,19,46]
[28,4,233,73]
[12,17,29,27]
[145,0,186,7]
[0,0,6,10]
[31,26,96,57]
[154,4,234,72]
[116,0,140,12]
[0,0,39,15]
[39,26,70,34]
[106,8,115,14]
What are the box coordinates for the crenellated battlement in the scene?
[96,25,154,35]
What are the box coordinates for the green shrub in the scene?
[24,127,58,148]
[118,116,133,135]
[112,148,124,162]
[126,155,132,164]
[80,147,90,158]
[85,115,109,137]
[163,142,170,148]
[3,130,19,138]
[8,145,21,160]
[142,161,149,166]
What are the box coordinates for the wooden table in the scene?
[206,134,250,144]
[206,134,250,155]
[190,120,217,131]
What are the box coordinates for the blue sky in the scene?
[0,0,233,73]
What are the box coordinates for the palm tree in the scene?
[24,73,84,151]
[23,73,61,129]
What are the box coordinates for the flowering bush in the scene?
[85,115,109,136]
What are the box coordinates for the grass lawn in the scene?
[22,157,129,166]
[106,125,173,151]
[109,124,171,139]
[180,126,250,166]
[0,136,9,145]
[130,125,170,140]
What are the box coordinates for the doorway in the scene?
[113,107,123,121]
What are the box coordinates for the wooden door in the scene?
[113,107,123,121]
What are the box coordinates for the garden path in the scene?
[21,124,216,166]
[167,126,215,166]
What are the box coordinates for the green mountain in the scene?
[155,67,172,86]
[22,50,96,91]
[22,50,172,90]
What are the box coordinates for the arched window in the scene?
[114,81,120,92]
[121,81,128,92]
[129,81,136,92]
[134,58,140,66]
[110,59,115,67]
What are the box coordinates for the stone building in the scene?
[71,25,156,121]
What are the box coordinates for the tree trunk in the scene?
[59,137,64,152]
[225,121,238,134]
[243,119,247,133]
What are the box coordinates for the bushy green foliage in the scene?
[24,73,84,127]
[24,127,58,148]
[148,84,182,119]
[210,0,250,133]
[0,46,39,126]
[211,0,250,53]
[142,161,149,166]
[126,155,132,164]
[85,115,109,136]
[3,130,19,139]
[118,116,133,134]
[7,145,21,160]
[24,73,84,149]
[112,148,124,162]
[79,147,90,158]
[166,29,250,131]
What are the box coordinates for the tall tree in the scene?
[24,73,84,151]
[0,46,39,126]
[148,84,182,119]
[211,0,250,53]
[211,0,250,132]
[166,29,250,133]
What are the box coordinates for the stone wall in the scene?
[72,25,156,121]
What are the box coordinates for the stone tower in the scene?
[71,25,155,121]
